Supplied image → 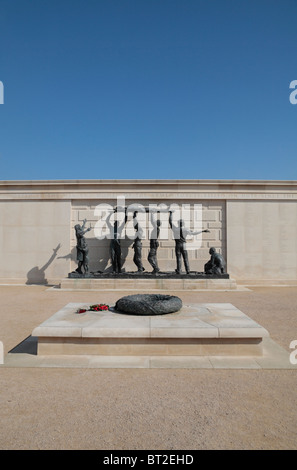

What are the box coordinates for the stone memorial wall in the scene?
[0,179,296,285]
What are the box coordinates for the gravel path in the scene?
[0,285,296,450]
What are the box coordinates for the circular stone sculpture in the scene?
[115,294,183,316]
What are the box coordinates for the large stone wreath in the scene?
[115,294,183,316]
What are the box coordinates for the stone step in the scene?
[60,277,237,291]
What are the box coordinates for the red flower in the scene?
[86,303,109,312]
[76,308,87,314]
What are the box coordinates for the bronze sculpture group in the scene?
[74,210,226,276]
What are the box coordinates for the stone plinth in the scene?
[32,302,269,357]
[61,272,237,290]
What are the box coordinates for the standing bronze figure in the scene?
[148,210,161,273]
[74,219,91,275]
[169,211,209,274]
[107,208,127,274]
[132,211,145,272]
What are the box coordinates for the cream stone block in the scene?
[37,337,264,357]
[0,200,71,282]
[227,201,297,280]
[82,317,150,338]
[202,230,219,241]
[150,327,217,338]
[202,210,219,221]
[78,209,101,221]
[35,327,82,337]
[218,327,268,338]
[150,316,218,338]
[208,222,223,229]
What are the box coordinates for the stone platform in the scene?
[68,272,231,279]
[61,272,237,291]
[32,302,269,357]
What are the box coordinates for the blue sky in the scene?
[0,0,296,180]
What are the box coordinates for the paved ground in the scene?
[0,284,297,450]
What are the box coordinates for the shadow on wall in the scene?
[26,244,61,285]
[92,238,134,273]
[67,237,134,274]
[26,238,136,284]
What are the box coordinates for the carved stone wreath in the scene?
[115,294,183,316]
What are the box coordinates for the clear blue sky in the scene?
[0,0,296,180]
